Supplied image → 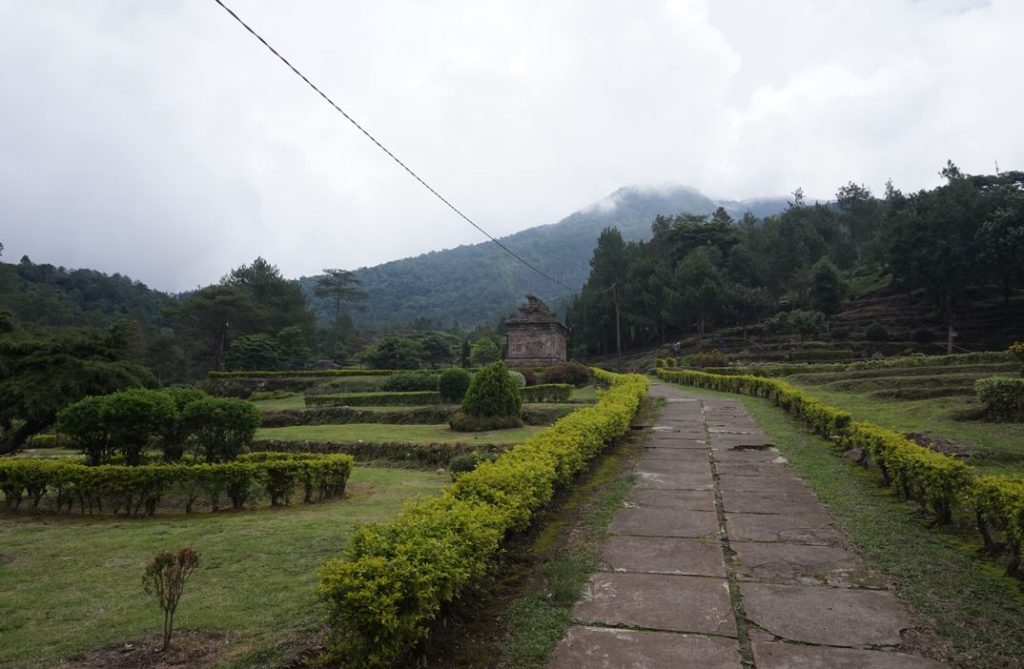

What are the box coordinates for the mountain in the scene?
[300,184,791,330]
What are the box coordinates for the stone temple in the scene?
[504,295,568,367]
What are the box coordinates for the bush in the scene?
[788,349,854,362]
[655,367,1024,565]
[461,362,522,419]
[182,398,261,462]
[58,396,112,465]
[27,434,58,448]
[911,328,936,344]
[0,453,353,515]
[382,372,439,392]
[438,369,472,402]
[144,547,200,651]
[521,369,538,386]
[507,370,526,388]
[447,451,498,481]
[865,322,889,342]
[975,377,1024,421]
[306,391,442,407]
[316,369,648,668]
[542,361,590,386]
[693,350,728,368]
[655,358,666,368]
[520,384,572,403]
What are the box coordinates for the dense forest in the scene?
[567,164,1024,356]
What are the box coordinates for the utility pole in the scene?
[612,282,622,358]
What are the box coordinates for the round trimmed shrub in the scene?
[865,322,889,342]
[541,361,590,387]
[383,371,439,392]
[438,368,472,402]
[461,361,522,418]
[508,371,526,388]
[911,328,936,344]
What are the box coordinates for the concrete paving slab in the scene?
[741,583,912,647]
[637,458,712,476]
[600,535,725,577]
[732,541,889,588]
[646,437,707,449]
[751,642,946,668]
[634,471,716,491]
[627,489,716,511]
[727,512,841,545]
[610,507,719,538]
[641,447,710,462]
[721,490,823,515]
[574,572,736,636]
[712,448,782,463]
[715,461,791,477]
[549,626,742,669]
[718,474,813,493]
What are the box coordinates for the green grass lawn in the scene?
[667,382,1024,667]
[569,386,600,403]
[787,382,1024,476]
[0,466,446,669]
[250,393,306,410]
[255,423,544,445]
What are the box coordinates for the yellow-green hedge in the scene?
[657,368,1023,569]
[0,453,353,516]
[316,369,647,668]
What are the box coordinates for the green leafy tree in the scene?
[314,268,367,359]
[226,334,281,371]
[808,257,846,315]
[469,338,500,366]
[103,389,178,465]
[276,325,312,370]
[0,322,155,454]
[360,336,424,370]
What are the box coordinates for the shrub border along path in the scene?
[657,369,1024,577]
[315,369,648,668]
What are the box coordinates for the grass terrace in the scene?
[0,467,445,668]
[254,422,545,446]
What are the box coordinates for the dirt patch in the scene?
[904,432,973,459]
[730,444,775,451]
[55,631,234,669]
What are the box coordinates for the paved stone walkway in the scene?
[549,382,947,669]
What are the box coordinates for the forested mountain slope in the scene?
[300,184,789,329]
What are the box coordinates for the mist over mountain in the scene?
[301,184,791,330]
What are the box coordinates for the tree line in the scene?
[567,163,1024,355]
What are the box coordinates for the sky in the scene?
[1,0,1021,292]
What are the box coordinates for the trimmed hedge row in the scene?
[519,383,573,403]
[305,391,442,407]
[251,440,494,466]
[0,453,353,516]
[261,406,456,427]
[316,369,647,667]
[209,369,404,379]
[700,351,1012,378]
[657,368,1024,572]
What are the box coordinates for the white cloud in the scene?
[0,0,1020,290]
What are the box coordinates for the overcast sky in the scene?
[2,0,1020,292]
